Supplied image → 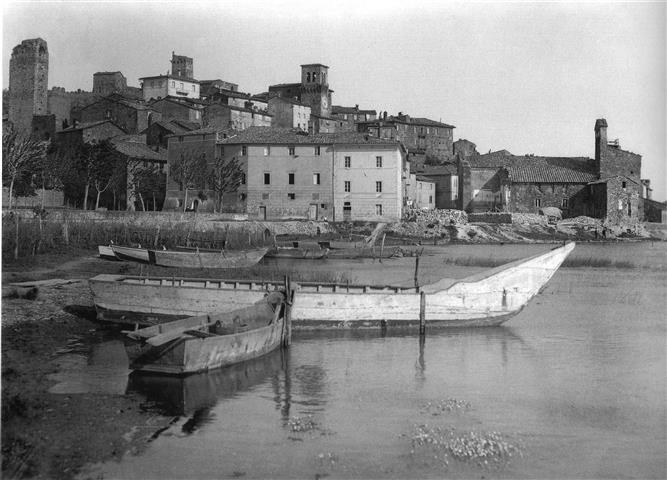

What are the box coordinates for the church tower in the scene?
[300,63,332,117]
[9,38,49,132]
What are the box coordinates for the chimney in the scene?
[594,118,608,174]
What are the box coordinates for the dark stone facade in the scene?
[74,95,157,134]
[92,72,127,95]
[9,38,49,132]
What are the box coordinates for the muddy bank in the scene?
[1,258,177,480]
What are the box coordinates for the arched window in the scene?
[306,72,311,82]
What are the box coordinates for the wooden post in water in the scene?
[282,275,292,347]
[379,233,386,263]
[414,256,420,291]
[419,291,426,335]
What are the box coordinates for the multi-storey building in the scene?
[170,52,193,79]
[331,105,377,132]
[164,127,405,221]
[358,112,455,164]
[139,74,200,101]
[269,63,333,118]
[73,93,158,134]
[268,96,310,131]
[203,103,272,130]
[149,96,204,124]
[92,71,127,95]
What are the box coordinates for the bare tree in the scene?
[2,125,49,210]
[209,155,244,212]
[170,151,208,212]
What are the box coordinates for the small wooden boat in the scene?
[126,349,285,414]
[264,245,329,259]
[111,245,150,263]
[98,245,118,260]
[124,291,288,375]
[91,242,576,329]
[148,247,269,268]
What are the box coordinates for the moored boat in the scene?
[111,245,150,263]
[91,242,575,329]
[124,291,288,375]
[98,245,117,260]
[264,246,329,259]
[148,247,269,268]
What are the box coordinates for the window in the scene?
[288,173,295,185]
[242,146,247,156]
[313,173,320,185]
[344,181,351,192]
[622,181,627,189]
[314,146,321,155]
[562,198,569,208]
[376,156,383,168]
[628,201,632,216]
[241,174,246,185]
[288,146,295,156]
[264,146,270,156]
[376,181,382,193]
[262,193,269,200]
[429,195,433,203]
[344,156,351,168]
[179,82,184,90]
[288,193,295,200]
[534,198,541,207]
[375,204,383,216]
[264,173,271,185]
[192,85,195,91]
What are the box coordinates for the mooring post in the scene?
[414,256,420,291]
[283,275,292,347]
[379,233,386,263]
[419,291,426,335]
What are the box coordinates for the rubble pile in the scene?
[402,208,468,225]
[511,213,548,225]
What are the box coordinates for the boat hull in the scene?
[126,295,286,375]
[98,245,117,260]
[111,245,150,263]
[149,247,268,268]
[92,242,575,329]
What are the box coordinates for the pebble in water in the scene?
[287,415,317,433]
[420,398,471,415]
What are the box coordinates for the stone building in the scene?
[164,127,405,221]
[269,63,333,117]
[417,163,459,209]
[357,112,455,164]
[56,120,126,153]
[171,52,193,79]
[203,103,272,131]
[268,96,311,131]
[142,119,198,149]
[92,72,127,95]
[140,74,200,101]
[73,93,158,134]
[199,79,239,97]
[149,96,204,124]
[8,38,49,132]
[404,174,436,210]
[331,105,377,132]
[48,87,100,131]
[454,119,643,224]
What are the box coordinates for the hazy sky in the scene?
[3,0,665,200]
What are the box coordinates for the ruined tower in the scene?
[171,52,193,79]
[9,38,49,132]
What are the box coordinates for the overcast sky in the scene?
[3,0,665,200]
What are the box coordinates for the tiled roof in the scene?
[332,105,377,115]
[110,136,167,161]
[360,115,455,129]
[268,82,301,89]
[588,175,640,185]
[218,126,401,146]
[168,126,236,138]
[206,103,272,115]
[149,120,191,134]
[270,96,308,107]
[504,157,598,183]
[59,120,120,132]
[171,119,201,131]
[139,73,200,83]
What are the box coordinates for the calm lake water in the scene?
[71,242,665,479]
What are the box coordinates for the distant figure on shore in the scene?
[594,229,599,239]
[602,227,607,239]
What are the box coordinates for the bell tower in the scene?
[300,63,332,117]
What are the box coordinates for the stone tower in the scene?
[9,38,49,132]
[171,52,193,79]
[300,63,331,117]
[594,118,608,176]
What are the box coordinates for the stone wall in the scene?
[508,183,589,217]
[9,38,49,132]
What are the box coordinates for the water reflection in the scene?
[126,348,287,417]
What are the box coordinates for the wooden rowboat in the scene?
[98,245,118,260]
[90,242,575,329]
[124,291,288,375]
[111,245,150,263]
[148,247,269,268]
[264,246,329,259]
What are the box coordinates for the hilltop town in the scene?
[3,37,665,229]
